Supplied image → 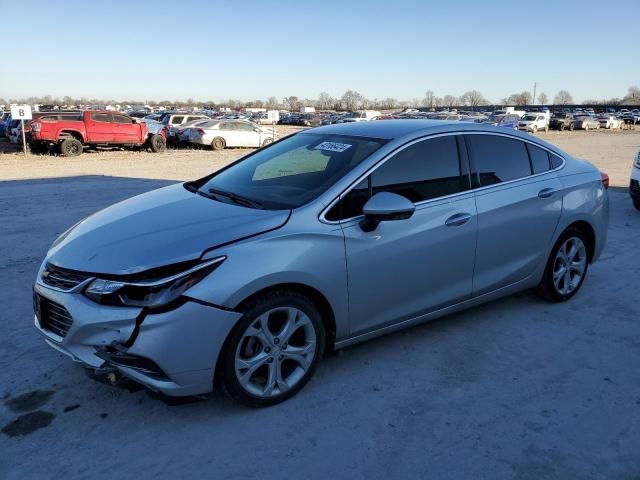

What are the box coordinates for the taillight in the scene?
[600,171,609,189]
[32,122,41,132]
[197,129,205,135]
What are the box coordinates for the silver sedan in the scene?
[34,121,609,406]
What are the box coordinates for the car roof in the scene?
[306,120,566,155]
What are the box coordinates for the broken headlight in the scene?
[84,257,225,308]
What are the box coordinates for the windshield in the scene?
[196,133,386,210]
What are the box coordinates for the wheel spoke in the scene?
[235,352,269,388]
[283,343,314,371]
[263,361,288,396]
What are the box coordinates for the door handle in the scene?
[538,188,556,198]
[445,213,472,227]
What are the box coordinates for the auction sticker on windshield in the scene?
[314,142,352,153]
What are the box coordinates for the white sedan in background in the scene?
[598,115,623,129]
[188,120,277,150]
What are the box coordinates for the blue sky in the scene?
[2,0,639,103]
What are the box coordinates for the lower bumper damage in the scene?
[34,283,242,396]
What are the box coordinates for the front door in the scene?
[333,134,478,336]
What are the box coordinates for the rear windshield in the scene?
[195,133,386,209]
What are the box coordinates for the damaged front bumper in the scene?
[34,282,241,396]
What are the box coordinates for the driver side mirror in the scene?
[360,192,415,232]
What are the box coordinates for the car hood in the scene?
[47,183,290,275]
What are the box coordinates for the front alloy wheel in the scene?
[221,290,324,407]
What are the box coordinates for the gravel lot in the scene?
[0,127,639,479]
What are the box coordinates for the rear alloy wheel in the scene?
[59,138,83,157]
[211,137,226,151]
[148,134,166,153]
[536,228,589,302]
[262,137,274,148]
[221,290,325,407]
[569,123,575,131]
[584,124,589,131]
[559,124,565,131]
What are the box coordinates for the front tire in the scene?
[220,290,325,407]
[536,228,589,302]
[633,198,640,211]
[58,138,83,157]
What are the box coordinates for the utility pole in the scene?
[532,82,537,105]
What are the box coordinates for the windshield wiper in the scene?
[203,188,264,209]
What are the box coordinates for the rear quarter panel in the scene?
[555,157,609,262]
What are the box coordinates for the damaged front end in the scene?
[34,258,242,397]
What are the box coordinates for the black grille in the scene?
[36,294,73,338]
[41,263,90,290]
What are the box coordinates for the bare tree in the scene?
[460,90,488,107]
[623,86,640,105]
[503,91,532,105]
[317,92,333,110]
[537,92,548,105]
[341,90,364,111]
[266,96,279,109]
[554,90,574,105]
[443,95,457,108]
[422,90,435,108]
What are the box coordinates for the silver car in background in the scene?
[34,121,609,407]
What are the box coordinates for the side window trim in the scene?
[322,132,471,223]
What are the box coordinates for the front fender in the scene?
[184,226,350,340]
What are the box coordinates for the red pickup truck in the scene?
[29,110,166,156]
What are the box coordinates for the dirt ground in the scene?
[1,126,638,187]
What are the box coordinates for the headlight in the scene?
[84,257,225,308]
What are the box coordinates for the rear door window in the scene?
[170,116,185,125]
[466,134,532,186]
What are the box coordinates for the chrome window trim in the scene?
[319,130,566,225]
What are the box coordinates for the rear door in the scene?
[85,112,114,142]
[465,133,562,296]
[333,134,478,335]
[111,113,140,143]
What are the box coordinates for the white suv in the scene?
[631,150,640,210]
[517,114,549,133]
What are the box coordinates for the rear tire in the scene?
[633,198,640,211]
[559,124,565,131]
[58,138,83,157]
[261,137,274,148]
[569,123,575,131]
[211,137,226,151]
[148,134,166,153]
[536,227,590,302]
[220,290,325,408]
